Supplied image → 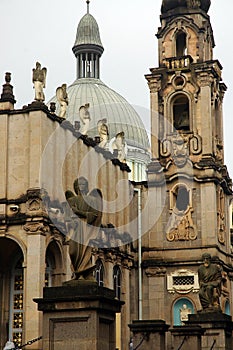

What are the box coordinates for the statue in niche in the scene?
[97,118,109,148]
[56,83,68,119]
[111,131,127,163]
[79,103,91,135]
[65,177,102,280]
[32,61,47,102]
[198,253,222,312]
[179,304,192,325]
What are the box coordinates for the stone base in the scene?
[170,325,204,350]
[128,320,170,350]
[187,312,233,350]
[34,281,123,350]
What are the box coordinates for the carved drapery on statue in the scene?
[198,253,222,312]
[65,177,103,280]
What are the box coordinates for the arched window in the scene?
[173,95,190,131]
[176,31,187,57]
[173,298,194,326]
[113,265,121,300]
[95,259,104,287]
[9,256,24,348]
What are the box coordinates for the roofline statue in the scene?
[32,61,47,102]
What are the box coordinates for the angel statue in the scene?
[111,131,127,163]
[97,118,109,148]
[56,83,68,119]
[32,61,47,102]
[79,103,91,135]
[65,177,103,280]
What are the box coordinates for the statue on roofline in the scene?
[32,61,47,102]
[56,83,68,119]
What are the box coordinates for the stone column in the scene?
[170,325,203,350]
[128,320,170,350]
[34,281,123,350]
[147,75,162,160]
[196,71,213,157]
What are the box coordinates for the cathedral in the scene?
[0,0,233,349]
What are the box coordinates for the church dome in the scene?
[161,0,211,14]
[55,77,149,150]
[48,2,150,180]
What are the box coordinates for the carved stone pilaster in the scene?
[147,75,162,93]
[196,71,214,88]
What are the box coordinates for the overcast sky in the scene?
[1,0,233,177]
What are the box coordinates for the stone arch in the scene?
[45,239,65,286]
[0,237,25,348]
[95,258,105,287]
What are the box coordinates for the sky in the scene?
[1,0,233,177]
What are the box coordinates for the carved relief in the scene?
[160,133,202,160]
[189,133,202,154]
[23,222,49,234]
[26,188,43,213]
[217,187,226,244]
[166,185,197,241]
[145,267,166,277]
[171,134,189,167]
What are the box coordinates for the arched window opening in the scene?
[173,95,190,131]
[113,265,121,300]
[9,256,24,348]
[45,254,55,287]
[95,259,104,287]
[175,186,189,212]
[173,298,194,326]
[176,31,187,57]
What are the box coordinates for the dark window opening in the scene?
[176,31,187,57]
[173,96,190,131]
[113,265,121,300]
[95,259,104,287]
[176,187,189,211]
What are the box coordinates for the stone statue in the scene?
[198,253,222,312]
[56,83,68,119]
[32,61,47,102]
[79,103,91,135]
[65,177,102,280]
[112,131,127,163]
[97,118,109,148]
[179,304,191,325]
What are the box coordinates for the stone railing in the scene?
[165,55,193,70]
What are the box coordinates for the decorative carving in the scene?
[160,139,171,157]
[166,185,197,242]
[171,134,189,167]
[23,222,49,234]
[26,188,43,212]
[189,133,202,154]
[197,72,214,88]
[145,267,166,277]
[166,208,197,241]
[148,77,162,93]
[217,188,226,244]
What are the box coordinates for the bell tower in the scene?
[143,0,233,327]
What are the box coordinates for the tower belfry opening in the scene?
[176,30,187,57]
